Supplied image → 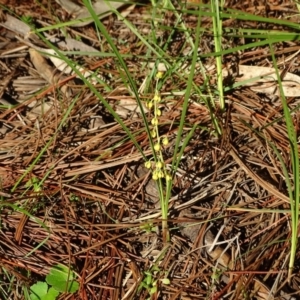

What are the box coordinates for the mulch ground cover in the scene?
[1,0,300,299]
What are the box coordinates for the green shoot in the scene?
[269,44,300,280]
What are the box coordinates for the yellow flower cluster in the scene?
[144,72,171,182]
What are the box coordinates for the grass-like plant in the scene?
[269,45,299,279]
[211,0,224,111]
[77,0,205,243]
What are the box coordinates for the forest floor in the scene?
[1,0,300,299]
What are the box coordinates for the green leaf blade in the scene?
[46,264,79,293]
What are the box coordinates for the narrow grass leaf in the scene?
[269,44,299,279]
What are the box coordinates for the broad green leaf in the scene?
[30,281,48,300]
[43,287,59,300]
[46,264,79,293]
[30,282,60,300]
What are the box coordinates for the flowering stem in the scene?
[144,72,171,243]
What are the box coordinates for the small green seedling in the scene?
[138,265,170,298]
[70,193,79,202]
[29,264,79,300]
[139,269,158,296]
[211,268,223,283]
[140,222,157,233]
[20,15,34,26]
[29,282,59,300]
[25,176,42,193]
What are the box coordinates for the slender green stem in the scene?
[270,44,299,280]
[211,0,224,110]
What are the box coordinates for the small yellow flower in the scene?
[158,170,164,178]
[162,137,169,146]
[152,171,158,181]
[156,71,164,79]
[156,109,161,116]
[147,101,153,109]
[165,172,172,181]
[151,117,158,126]
[153,93,161,103]
[154,143,161,152]
[156,161,163,169]
[151,130,157,138]
[144,161,152,169]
